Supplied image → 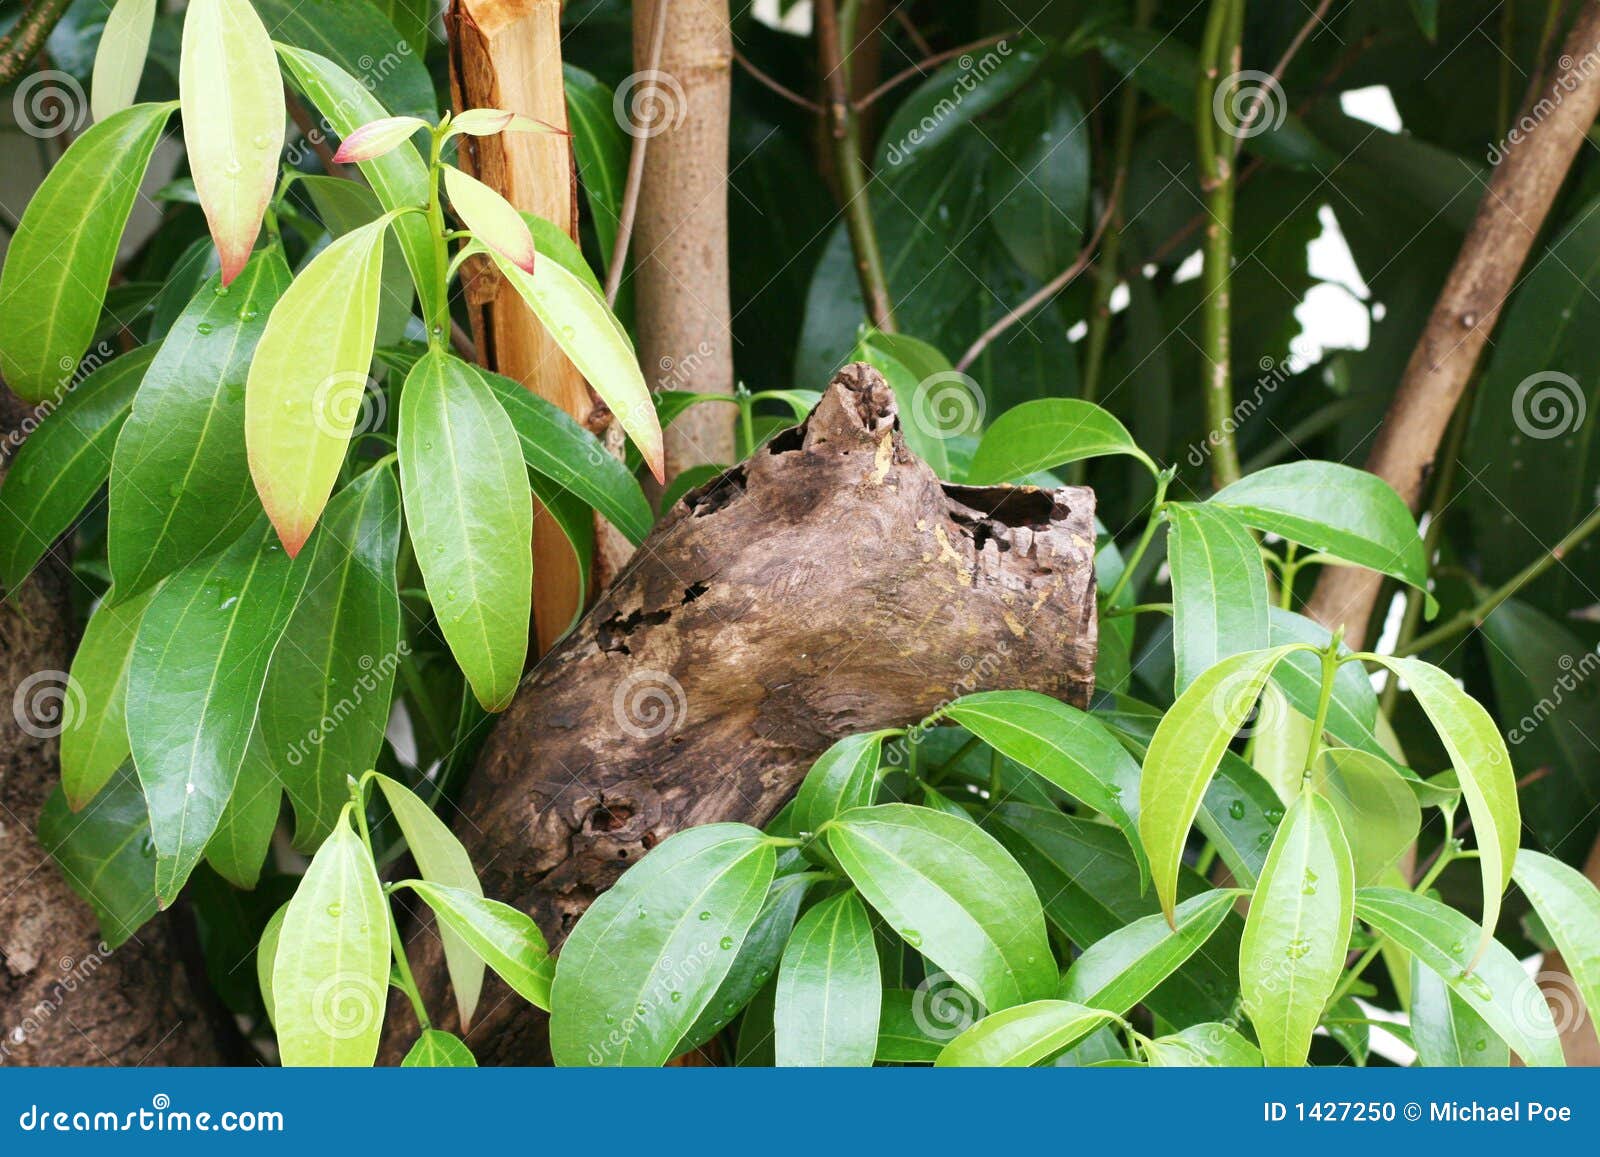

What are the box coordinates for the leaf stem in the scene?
[424,125,452,349]
[1102,469,1173,607]
[1302,633,1342,777]
[350,777,432,1031]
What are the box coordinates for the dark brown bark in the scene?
[0,391,225,1066]
[382,363,1098,1064]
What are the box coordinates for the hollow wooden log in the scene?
[383,363,1098,1064]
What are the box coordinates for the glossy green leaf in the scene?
[1355,888,1564,1067]
[246,218,387,556]
[298,175,414,349]
[1140,645,1301,919]
[180,0,284,284]
[1145,1022,1263,1067]
[942,690,1147,887]
[877,36,1045,173]
[274,807,390,1066]
[402,1029,477,1067]
[1317,748,1422,885]
[91,0,156,121]
[1368,654,1518,963]
[444,164,537,272]
[480,368,653,545]
[0,346,153,591]
[376,775,484,1027]
[564,65,628,279]
[487,251,664,480]
[827,804,1054,1011]
[1239,792,1354,1066]
[203,742,279,890]
[38,765,159,948]
[60,585,158,808]
[0,102,174,402]
[1411,956,1507,1066]
[792,731,893,835]
[109,250,291,595]
[966,398,1153,485]
[256,0,436,120]
[331,115,429,163]
[127,520,301,902]
[876,990,945,1063]
[934,1000,1113,1067]
[398,351,532,712]
[1268,607,1381,754]
[1060,889,1236,1015]
[1168,503,1270,693]
[405,881,552,1011]
[257,901,288,1025]
[549,824,776,1066]
[986,80,1088,282]
[1211,463,1431,602]
[775,890,881,1066]
[257,466,400,848]
[1513,850,1600,1037]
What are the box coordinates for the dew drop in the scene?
[1300,868,1319,896]
[238,307,258,322]
[1285,937,1311,960]
[669,991,682,1003]
[326,901,343,917]
[1473,1038,1487,1052]
[1228,799,1246,820]
[196,322,215,336]
[901,928,923,947]
[698,910,712,921]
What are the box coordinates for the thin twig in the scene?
[733,46,822,113]
[1232,0,1334,158]
[604,0,673,306]
[891,7,934,58]
[853,31,1013,109]
[0,0,72,86]
[286,90,351,180]
[450,320,476,361]
[1410,769,1549,884]
[955,170,1124,372]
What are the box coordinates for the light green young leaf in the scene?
[942,690,1148,888]
[331,115,429,163]
[791,731,893,834]
[1512,850,1600,1037]
[180,0,284,284]
[0,102,174,401]
[274,808,390,1066]
[1317,748,1422,885]
[1168,503,1271,694]
[257,901,288,1025]
[827,804,1055,1011]
[934,1000,1113,1067]
[376,775,485,1028]
[1059,889,1236,1015]
[398,351,532,712]
[549,824,776,1066]
[1411,956,1508,1066]
[246,219,387,555]
[1368,654,1518,964]
[1144,1022,1263,1066]
[405,881,552,1011]
[1355,887,1563,1066]
[1140,645,1302,919]
[402,1029,477,1067]
[60,585,158,809]
[447,108,565,138]
[965,398,1154,485]
[775,891,881,1066]
[91,0,157,121]
[444,165,537,272]
[1239,792,1354,1066]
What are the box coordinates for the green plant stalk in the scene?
[351,775,431,1031]
[1102,470,1172,607]
[1301,637,1342,777]
[423,125,453,348]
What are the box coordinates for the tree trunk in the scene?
[381,363,1099,1064]
[0,391,225,1066]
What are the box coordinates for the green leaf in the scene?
[774,890,881,1066]
[38,765,159,948]
[941,690,1148,887]
[0,101,174,402]
[1144,1023,1263,1066]
[1317,748,1421,885]
[375,0,431,59]
[257,465,400,848]
[965,398,1152,485]
[298,174,415,348]
[60,585,158,808]
[1168,503,1271,693]
[246,218,388,556]
[549,824,776,1066]
[180,0,284,284]
[127,520,301,902]
[405,881,552,1011]
[0,346,153,592]
[564,64,628,280]
[402,1029,477,1067]
[257,901,288,1024]
[1268,607,1381,754]
[1060,889,1236,1015]
[91,0,157,121]
[376,775,484,1027]
[851,330,970,478]
[1367,654,1518,964]
[1513,850,1600,1039]
[827,804,1054,1011]
[276,45,442,324]
[1356,888,1564,1067]
[877,37,1046,173]
[487,251,664,480]
[792,731,893,834]
[398,351,532,712]
[258,0,437,120]
[203,744,279,889]
[986,80,1088,283]
[1239,791,1354,1066]
[934,1000,1112,1067]
[1210,463,1431,603]
[876,990,945,1063]
[274,807,390,1066]
[444,164,537,272]
[109,250,292,595]
[1140,645,1301,919]
[1411,956,1507,1066]
[480,368,653,545]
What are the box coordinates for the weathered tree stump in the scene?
[385,363,1098,1063]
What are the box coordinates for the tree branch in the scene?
[0,0,71,86]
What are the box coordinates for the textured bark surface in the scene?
[0,391,223,1066]
[383,364,1098,1063]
